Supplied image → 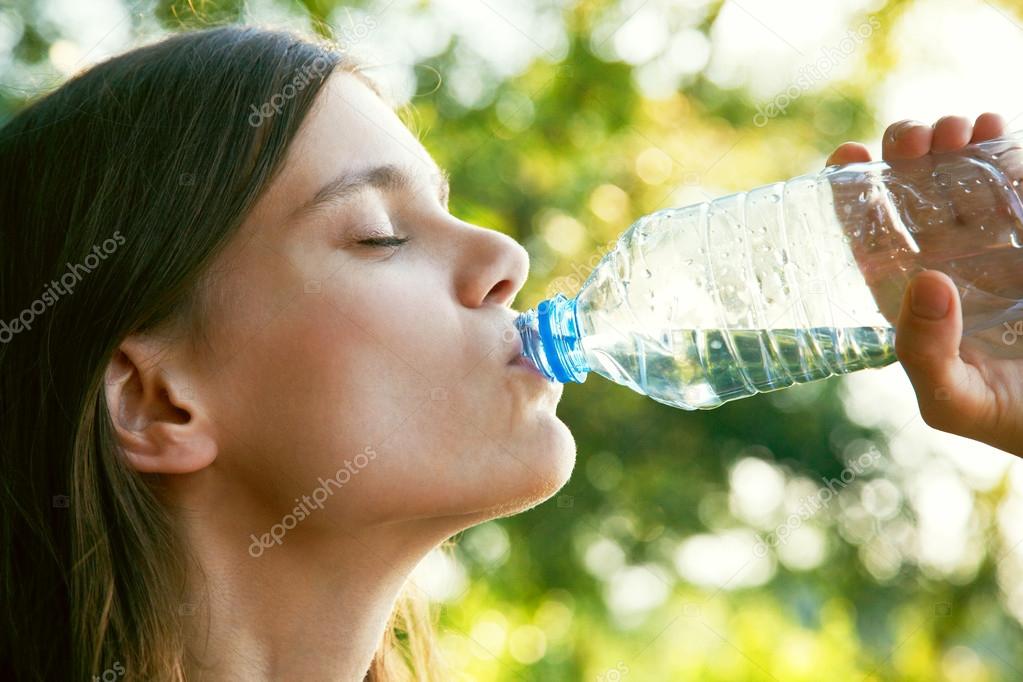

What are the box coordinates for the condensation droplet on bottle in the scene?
[1012,231,1023,248]
[644,268,652,278]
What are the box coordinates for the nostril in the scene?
[485,278,517,307]
[455,224,529,308]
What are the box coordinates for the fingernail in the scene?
[910,276,950,320]
[888,120,924,143]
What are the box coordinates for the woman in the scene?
[0,26,572,681]
[3,21,1020,682]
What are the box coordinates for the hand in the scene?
[827,114,1023,457]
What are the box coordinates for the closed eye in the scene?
[358,235,409,248]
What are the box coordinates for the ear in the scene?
[103,335,218,474]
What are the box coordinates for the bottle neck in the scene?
[515,293,590,384]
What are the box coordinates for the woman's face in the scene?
[189,70,575,532]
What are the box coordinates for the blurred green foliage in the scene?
[4,0,1023,680]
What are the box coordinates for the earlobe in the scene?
[104,337,218,475]
[122,428,218,474]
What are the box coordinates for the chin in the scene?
[537,414,577,492]
[411,415,577,533]
[484,415,577,521]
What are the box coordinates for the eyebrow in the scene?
[291,162,451,221]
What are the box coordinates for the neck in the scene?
[178,515,446,681]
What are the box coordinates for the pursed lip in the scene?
[503,318,553,382]
[504,319,551,380]
[509,350,550,381]
[506,341,524,364]
[505,323,524,364]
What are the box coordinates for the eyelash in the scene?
[358,235,410,248]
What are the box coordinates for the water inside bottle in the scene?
[580,323,896,410]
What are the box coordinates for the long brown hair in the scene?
[0,24,443,681]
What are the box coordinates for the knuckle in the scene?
[885,119,921,143]
[933,114,969,129]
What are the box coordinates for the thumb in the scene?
[894,270,977,430]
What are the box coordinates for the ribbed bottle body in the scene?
[518,132,1023,410]
[573,177,896,410]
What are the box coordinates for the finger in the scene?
[970,111,1006,143]
[936,113,1012,238]
[895,270,986,435]
[974,112,1023,191]
[930,115,973,153]
[882,119,932,162]
[826,141,871,167]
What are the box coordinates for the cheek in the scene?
[204,286,432,508]
[262,284,484,522]
[333,269,477,409]
[276,293,435,448]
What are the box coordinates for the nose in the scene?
[454,222,529,309]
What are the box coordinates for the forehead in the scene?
[295,71,430,170]
[253,71,436,227]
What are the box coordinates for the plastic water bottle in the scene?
[515,130,1023,410]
